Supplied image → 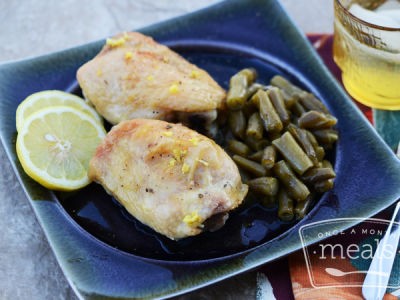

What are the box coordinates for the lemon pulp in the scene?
[16,106,106,191]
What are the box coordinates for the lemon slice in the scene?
[16,90,102,132]
[16,106,106,191]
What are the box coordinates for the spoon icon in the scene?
[325,267,389,277]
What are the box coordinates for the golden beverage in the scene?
[333,0,400,110]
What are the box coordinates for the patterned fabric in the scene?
[289,250,398,300]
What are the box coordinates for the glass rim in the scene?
[335,0,400,32]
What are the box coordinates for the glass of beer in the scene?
[333,0,400,110]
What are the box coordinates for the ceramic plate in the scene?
[1,0,400,298]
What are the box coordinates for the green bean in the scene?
[321,160,333,170]
[227,76,247,110]
[261,146,276,170]
[248,177,279,196]
[261,195,277,209]
[248,150,263,162]
[228,139,251,156]
[287,124,318,165]
[227,68,257,110]
[255,90,283,133]
[312,129,339,145]
[270,75,302,96]
[305,130,325,161]
[241,68,258,83]
[267,88,290,126]
[242,99,257,118]
[315,146,325,162]
[295,193,315,220]
[246,112,264,140]
[233,155,266,177]
[280,89,296,109]
[292,100,306,117]
[248,84,272,107]
[298,92,329,114]
[301,167,336,184]
[315,162,323,168]
[249,92,261,108]
[273,160,310,201]
[245,135,269,151]
[244,135,261,151]
[272,132,314,175]
[305,129,318,147]
[247,83,268,98]
[314,179,334,193]
[229,110,246,140]
[311,160,335,192]
[298,111,337,129]
[278,189,294,222]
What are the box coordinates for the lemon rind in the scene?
[16,90,102,132]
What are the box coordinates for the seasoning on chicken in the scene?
[88,119,248,240]
[77,32,226,136]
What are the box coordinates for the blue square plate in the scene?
[1,0,400,298]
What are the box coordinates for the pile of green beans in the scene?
[226,70,338,221]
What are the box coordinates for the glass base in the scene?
[342,73,400,110]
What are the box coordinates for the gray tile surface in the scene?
[0,0,333,299]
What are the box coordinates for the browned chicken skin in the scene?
[77,32,226,127]
[88,119,248,240]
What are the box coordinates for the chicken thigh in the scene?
[88,119,248,240]
[77,32,226,134]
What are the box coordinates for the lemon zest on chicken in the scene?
[183,211,202,227]
[125,51,133,59]
[189,137,199,145]
[106,37,125,47]
[181,163,190,174]
[169,84,179,94]
[162,131,173,137]
[169,158,176,167]
[190,71,199,79]
[197,159,209,167]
